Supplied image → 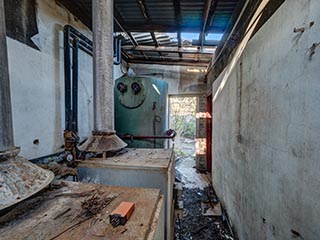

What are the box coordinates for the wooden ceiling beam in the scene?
[123,45,215,55]
[173,0,183,59]
[205,0,220,33]
[114,8,147,59]
[200,0,213,48]
[135,0,161,57]
[122,24,224,33]
[173,0,181,26]
[126,59,209,67]
[199,0,219,50]
[128,53,211,62]
[150,32,160,47]
[150,32,163,57]
[136,0,150,21]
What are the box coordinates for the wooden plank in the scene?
[0,182,161,240]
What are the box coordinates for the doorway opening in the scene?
[170,96,197,160]
[169,96,207,189]
[170,96,234,239]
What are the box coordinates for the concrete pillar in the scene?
[93,0,114,132]
[78,0,127,153]
[0,0,14,152]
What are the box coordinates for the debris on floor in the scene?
[174,139,236,240]
[201,201,222,217]
[174,187,235,240]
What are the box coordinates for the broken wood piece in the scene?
[201,201,222,216]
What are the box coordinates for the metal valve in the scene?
[131,82,141,94]
[117,82,127,93]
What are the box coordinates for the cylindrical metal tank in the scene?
[114,76,168,148]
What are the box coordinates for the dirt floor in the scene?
[174,137,235,240]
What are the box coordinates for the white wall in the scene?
[211,1,320,239]
[7,0,123,159]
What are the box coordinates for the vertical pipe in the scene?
[93,0,114,132]
[64,27,72,131]
[72,38,79,132]
[0,0,14,151]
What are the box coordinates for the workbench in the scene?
[77,148,174,239]
[0,181,164,240]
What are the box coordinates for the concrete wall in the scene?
[211,1,320,239]
[7,0,122,159]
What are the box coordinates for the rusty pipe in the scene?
[119,129,177,140]
[0,0,14,152]
[120,135,176,140]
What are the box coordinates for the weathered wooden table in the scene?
[0,181,164,240]
[77,148,174,240]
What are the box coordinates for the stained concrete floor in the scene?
[174,137,235,240]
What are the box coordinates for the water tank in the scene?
[114,76,168,148]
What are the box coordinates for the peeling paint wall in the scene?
[211,1,320,239]
[7,0,122,159]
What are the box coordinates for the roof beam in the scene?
[150,32,163,57]
[173,0,181,26]
[177,31,182,59]
[200,0,214,48]
[122,24,225,33]
[173,0,182,58]
[135,0,161,56]
[150,32,160,47]
[136,0,150,21]
[199,0,219,50]
[126,59,209,67]
[205,0,219,33]
[127,33,139,47]
[114,9,136,45]
[122,45,215,55]
[177,32,182,48]
[128,53,211,62]
[114,9,147,59]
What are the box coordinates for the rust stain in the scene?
[0,156,54,211]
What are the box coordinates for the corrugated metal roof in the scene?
[57,0,242,67]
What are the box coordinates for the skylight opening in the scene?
[206,33,223,41]
[181,32,200,41]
